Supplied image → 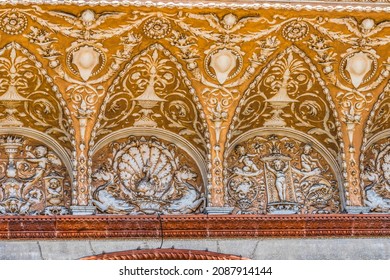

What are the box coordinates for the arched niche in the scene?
[0,132,72,215]
[360,82,390,213]
[90,130,206,215]
[224,128,344,214]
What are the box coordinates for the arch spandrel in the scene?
[0,42,75,155]
[91,43,210,158]
[227,46,342,158]
[91,135,205,215]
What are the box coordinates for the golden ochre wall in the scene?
[0,1,389,216]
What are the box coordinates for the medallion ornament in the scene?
[0,11,27,35]
[143,17,171,39]
[282,20,309,42]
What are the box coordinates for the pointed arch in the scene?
[226,45,343,158]
[223,46,345,214]
[90,43,210,161]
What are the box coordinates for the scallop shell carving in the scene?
[92,136,205,215]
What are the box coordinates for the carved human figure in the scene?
[381,153,390,191]
[46,178,63,206]
[25,146,49,179]
[235,144,259,173]
[300,144,322,172]
[266,159,289,201]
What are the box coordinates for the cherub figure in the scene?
[235,145,259,173]
[47,178,63,206]
[300,144,322,172]
[381,153,390,192]
[266,159,289,202]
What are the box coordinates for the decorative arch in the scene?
[0,42,76,215]
[91,127,208,188]
[226,45,343,158]
[90,134,206,215]
[360,81,390,213]
[224,128,344,214]
[90,43,210,159]
[223,45,345,214]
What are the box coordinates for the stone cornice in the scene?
[0,214,389,239]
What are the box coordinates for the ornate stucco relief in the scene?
[0,3,389,214]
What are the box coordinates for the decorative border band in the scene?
[0,214,389,239]
[0,1,389,13]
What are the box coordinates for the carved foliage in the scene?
[0,135,71,215]
[226,135,341,214]
[364,86,390,140]
[94,44,208,156]
[0,43,73,153]
[228,47,340,157]
[91,136,205,215]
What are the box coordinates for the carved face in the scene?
[380,153,390,181]
[303,144,312,155]
[35,146,48,157]
[274,159,284,171]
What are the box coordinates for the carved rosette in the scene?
[143,17,171,39]
[0,11,27,35]
[91,136,205,215]
[0,135,71,215]
[226,135,341,214]
[282,20,309,42]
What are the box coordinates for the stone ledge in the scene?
[0,214,389,239]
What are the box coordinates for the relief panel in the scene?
[0,135,71,215]
[226,134,341,214]
[362,137,390,213]
[91,136,205,215]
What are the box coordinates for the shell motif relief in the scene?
[92,136,205,214]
